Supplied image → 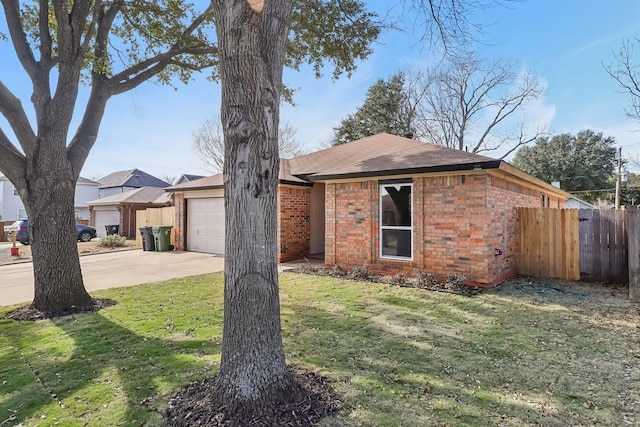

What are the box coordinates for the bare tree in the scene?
[161,175,177,185]
[606,38,640,122]
[414,51,547,157]
[193,118,306,173]
[278,122,308,158]
[193,118,225,173]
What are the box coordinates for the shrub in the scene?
[331,264,347,277]
[389,272,408,285]
[348,264,376,281]
[445,273,467,292]
[98,234,127,248]
[414,271,439,289]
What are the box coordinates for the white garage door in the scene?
[94,208,120,237]
[187,198,225,254]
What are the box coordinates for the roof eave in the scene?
[308,160,502,182]
[279,179,313,187]
[165,184,224,192]
[166,178,312,192]
[498,162,573,199]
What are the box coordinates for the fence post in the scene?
[628,206,640,301]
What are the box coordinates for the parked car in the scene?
[11,220,97,245]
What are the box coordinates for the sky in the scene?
[1,1,640,182]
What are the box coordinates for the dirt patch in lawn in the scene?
[166,365,343,427]
[495,276,632,309]
[0,239,138,266]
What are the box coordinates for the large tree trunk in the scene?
[20,135,91,312]
[211,0,294,410]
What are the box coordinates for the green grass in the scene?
[1,274,638,426]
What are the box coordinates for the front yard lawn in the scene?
[1,273,638,426]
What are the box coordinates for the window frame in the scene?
[379,183,413,261]
[17,208,27,220]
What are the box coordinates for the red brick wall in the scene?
[326,173,565,286]
[174,193,186,251]
[325,181,378,266]
[417,174,491,283]
[277,186,311,262]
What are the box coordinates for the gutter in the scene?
[307,160,503,182]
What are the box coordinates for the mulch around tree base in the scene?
[165,366,343,427]
[4,297,117,321]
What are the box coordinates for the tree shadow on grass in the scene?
[1,304,220,426]
[284,286,631,426]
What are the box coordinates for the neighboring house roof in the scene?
[165,162,308,192]
[167,174,224,191]
[77,176,100,185]
[154,192,173,204]
[97,168,170,189]
[176,174,206,185]
[164,133,572,199]
[87,186,170,205]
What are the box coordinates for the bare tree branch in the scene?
[193,117,306,173]
[413,51,547,155]
[605,38,640,121]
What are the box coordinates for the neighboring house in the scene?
[175,174,205,185]
[0,175,99,221]
[566,197,595,209]
[166,133,571,287]
[97,168,170,199]
[550,181,595,209]
[87,187,172,238]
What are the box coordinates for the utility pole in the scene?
[615,146,623,210]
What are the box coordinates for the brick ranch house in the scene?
[166,133,571,286]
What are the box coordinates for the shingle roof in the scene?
[166,174,224,191]
[97,169,170,189]
[77,176,100,185]
[176,174,206,185]
[165,160,308,192]
[307,137,498,181]
[87,186,170,205]
[288,133,424,177]
[162,133,570,198]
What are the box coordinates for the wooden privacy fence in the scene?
[135,206,175,248]
[518,208,628,283]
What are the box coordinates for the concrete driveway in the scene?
[0,250,224,307]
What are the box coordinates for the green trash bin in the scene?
[151,226,173,252]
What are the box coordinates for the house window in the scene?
[17,208,27,220]
[380,184,412,259]
[13,187,18,197]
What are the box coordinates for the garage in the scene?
[93,207,120,238]
[187,197,225,254]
